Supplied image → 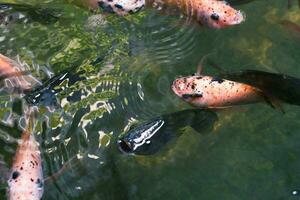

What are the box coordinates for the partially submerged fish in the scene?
[84,0,244,28]
[0,53,39,93]
[117,109,217,155]
[82,0,145,15]
[172,69,300,110]
[7,116,44,200]
[24,71,84,108]
[148,0,245,28]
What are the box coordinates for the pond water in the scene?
[1,0,300,199]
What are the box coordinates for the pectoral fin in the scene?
[264,95,285,114]
[44,156,79,185]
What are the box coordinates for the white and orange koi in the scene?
[0,53,38,92]
[149,0,245,28]
[7,117,44,200]
[82,0,244,28]
[172,74,263,108]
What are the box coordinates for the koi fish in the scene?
[172,69,300,110]
[87,0,145,15]
[86,0,244,28]
[7,116,44,200]
[24,71,84,107]
[148,0,245,29]
[0,53,39,93]
[117,109,217,155]
[0,54,24,82]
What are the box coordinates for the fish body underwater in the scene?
[0,53,40,93]
[7,126,43,200]
[117,109,217,155]
[148,0,245,28]
[172,75,262,108]
[87,0,145,15]
[84,0,244,28]
[24,71,83,108]
[172,70,300,109]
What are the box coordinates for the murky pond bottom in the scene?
[1,0,300,199]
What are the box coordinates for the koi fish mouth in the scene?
[171,78,184,97]
[172,77,192,98]
[117,139,133,154]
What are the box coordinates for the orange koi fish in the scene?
[7,116,44,200]
[172,69,300,110]
[0,54,23,79]
[0,53,38,92]
[172,74,262,108]
[82,0,244,28]
[148,0,245,28]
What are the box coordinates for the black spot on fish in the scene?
[211,13,219,21]
[211,77,224,84]
[98,1,114,13]
[114,4,124,10]
[31,178,34,182]
[36,178,44,188]
[193,93,203,98]
[12,171,20,179]
[134,5,144,12]
[182,93,203,99]
[196,77,202,80]
[182,94,191,100]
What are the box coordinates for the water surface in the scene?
[1,0,300,199]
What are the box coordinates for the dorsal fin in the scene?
[196,53,216,75]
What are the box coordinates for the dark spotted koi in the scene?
[172,74,262,108]
[83,0,244,28]
[148,0,245,28]
[117,109,217,155]
[172,69,300,110]
[7,115,43,200]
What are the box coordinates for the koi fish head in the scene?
[172,75,209,107]
[117,118,166,155]
[199,1,245,29]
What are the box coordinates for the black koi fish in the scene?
[117,109,218,155]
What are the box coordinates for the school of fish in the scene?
[1,0,300,199]
[85,0,244,28]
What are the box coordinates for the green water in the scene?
[1,0,300,199]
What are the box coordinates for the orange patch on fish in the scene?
[0,54,22,77]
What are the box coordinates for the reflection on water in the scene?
[1,0,300,199]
